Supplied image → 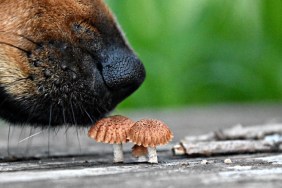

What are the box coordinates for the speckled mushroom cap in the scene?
[128,119,173,147]
[88,115,135,144]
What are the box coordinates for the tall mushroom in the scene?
[128,119,173,163]
[88,115,135,163]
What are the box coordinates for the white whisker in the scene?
[18,131,42,143]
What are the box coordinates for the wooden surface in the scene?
[1,104,282,188]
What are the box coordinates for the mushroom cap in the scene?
[88,115,135,144]
[131,144,148,157]
[128,119,173,147]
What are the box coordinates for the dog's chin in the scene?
[0,86,110,128]
[0,87,113,128]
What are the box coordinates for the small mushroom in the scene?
[128,119,173,163]
[88,115,134,163]
[132,145,148,162]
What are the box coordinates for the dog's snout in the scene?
[101,50,146,92]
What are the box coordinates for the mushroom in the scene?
[128,119,173,163]
[131,145,148,162]
[88,115,135,163]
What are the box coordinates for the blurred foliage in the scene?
[106,0,282,109]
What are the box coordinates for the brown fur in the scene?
[0,0,113,96]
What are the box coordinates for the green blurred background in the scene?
[106,0,282,109]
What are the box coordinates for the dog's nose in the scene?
[101,49,146,93]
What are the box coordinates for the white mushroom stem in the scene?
[113,144,123,163]
[137,155,147,162]
[147,147,158,163]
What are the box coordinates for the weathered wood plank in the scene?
[173,124,282,156]
[1,152,282,188]
[181,140,281,156]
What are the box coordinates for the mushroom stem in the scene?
[147,147,158,163]
[137,156,147,162]
[113,144,123,163]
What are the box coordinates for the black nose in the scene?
[101,48,146,95]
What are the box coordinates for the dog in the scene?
[0,0,145,128]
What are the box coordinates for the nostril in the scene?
[101,56,145,90]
